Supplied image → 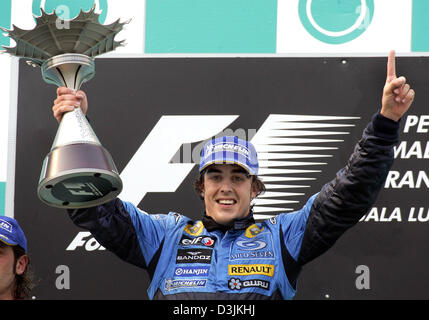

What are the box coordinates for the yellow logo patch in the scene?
[184,221,204,236]
[245,224,264,238]
[228,264,274,277]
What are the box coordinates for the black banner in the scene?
[14,56,429,299]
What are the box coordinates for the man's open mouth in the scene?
[216,199,237,205]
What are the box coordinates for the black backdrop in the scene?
[14,56,429,299]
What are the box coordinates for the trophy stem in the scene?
[42,54,95,90]
[53,107,100,149]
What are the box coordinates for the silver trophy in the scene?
[1,6,127,208]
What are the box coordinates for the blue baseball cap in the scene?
[199,136,259,175]
[0,217,27,252]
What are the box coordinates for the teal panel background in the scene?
[412,0,429,52]
[0,0,11,47]
[0,1,11,215]
[145,0,277,53]
[0,182,5,216]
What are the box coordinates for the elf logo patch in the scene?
[179,235,216,248]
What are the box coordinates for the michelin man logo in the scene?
[32,0,108,23]
[298,0,374,44]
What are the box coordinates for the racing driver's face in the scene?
[201,164,258,225]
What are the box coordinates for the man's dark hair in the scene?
[193,168,266,200]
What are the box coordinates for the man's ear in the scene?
[15,254,29,276]
[200,180,205,198]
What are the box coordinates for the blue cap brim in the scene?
[199,159,256,175]
[0,234,18,247]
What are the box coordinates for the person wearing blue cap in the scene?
[0,216,34,300]
[52,51,414,299]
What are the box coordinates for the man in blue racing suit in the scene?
[52,51,415,299]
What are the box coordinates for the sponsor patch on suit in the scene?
[176,248,213,264]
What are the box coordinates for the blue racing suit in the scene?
[68,112,399,299]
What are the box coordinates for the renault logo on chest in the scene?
[228,264,275,277]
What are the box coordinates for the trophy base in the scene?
[38,143,123,209]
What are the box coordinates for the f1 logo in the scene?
[119,115,238,204]
[62,182,98,196]
[119,114,358,211]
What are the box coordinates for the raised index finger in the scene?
[386,50,396,83]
